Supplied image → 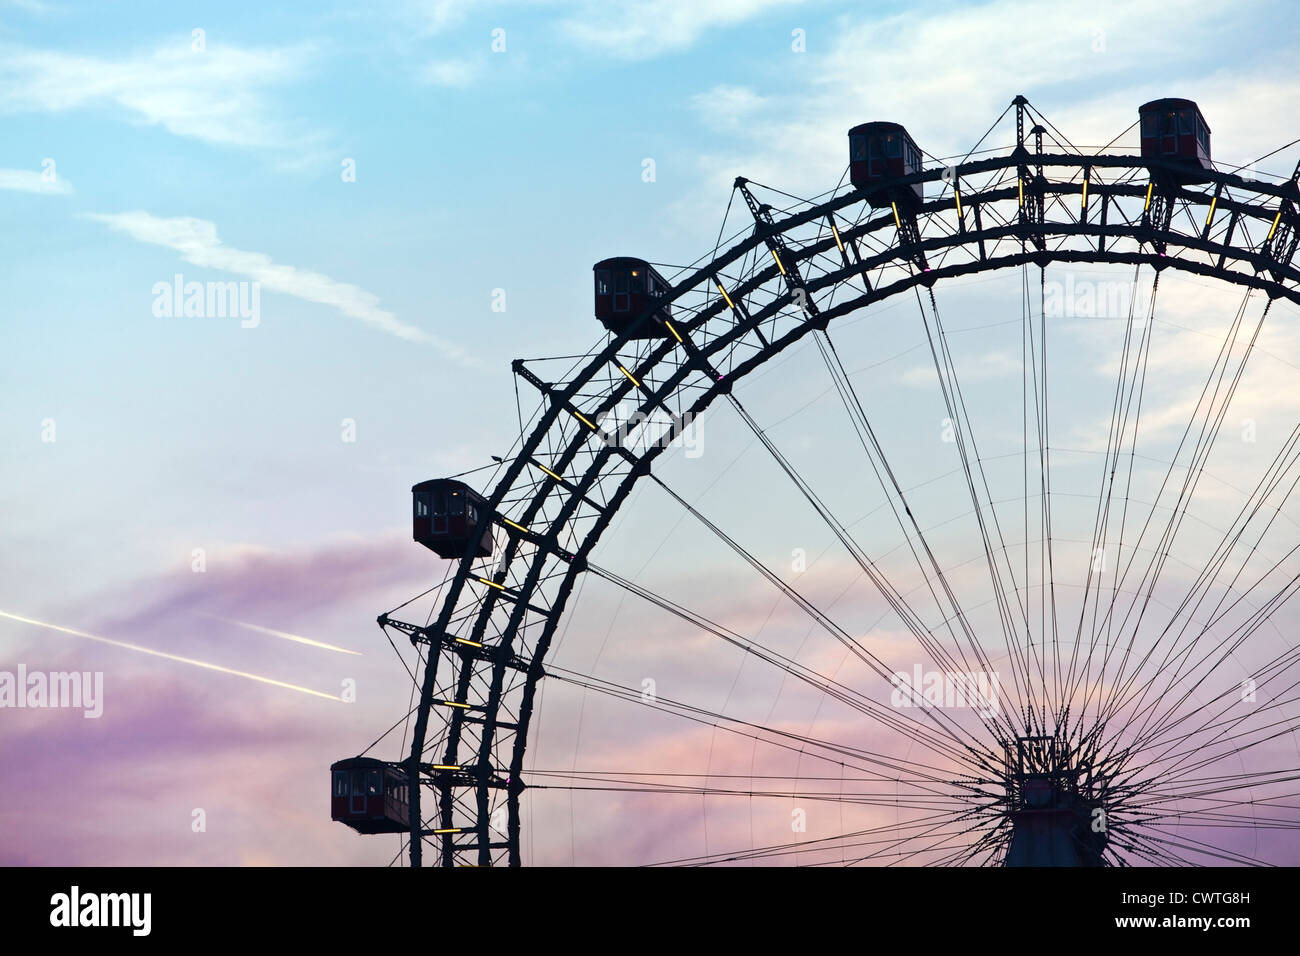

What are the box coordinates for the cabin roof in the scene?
[411,478,479,495]
[331,756,391,771]
[1139,97,1200,113]
[593,256,663,272]
[848,121,910,137]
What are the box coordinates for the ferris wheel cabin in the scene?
[330,757,410,834]
[412,478,493,559]
[593,257,675,338]
[1139,98,1212,183]
[848,122,925,210]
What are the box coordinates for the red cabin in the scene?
[849,122,925,210]
[330,757,409,834]
[593,257,674,339]
[1139,98,1211,182]
[412,478,492,559]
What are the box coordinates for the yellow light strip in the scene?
[716,282,736,310]
[830,221,845,251]
[1269,211,1283,241]
[571,409,596,429]
[476,576,506,591]
[1018,178,1024,207]
[440,700,471,709]
[1204,196,1217,228]
[891,201,902,230]
[770,248,786,275]
[954,188,963,219]
[664,320,683,343]
[1144,182,1154,211]
[431,764,462,771]
[534,461,562,481]
[433,828,463,835]
[617,364,642,388]
[454,637,484,648]
[502,517,528,534]
[1080,177,1089,210]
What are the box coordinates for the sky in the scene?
[2,0,1300,866]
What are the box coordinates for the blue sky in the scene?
[3,0,1300,865]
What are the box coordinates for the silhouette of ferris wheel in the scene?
[332,94,1300,867]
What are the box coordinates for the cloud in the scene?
[401,0,799,60]
[0,674,376,865]
[0,166,71,194]
[85,532,433,638]
[406,0,485,34]
[899,350,1021,388]
[559,0,806,59]
[85,210,474,360]
[1057,277,1300,468]
[0,531,439,865]
[691,84,768,130]
[0,38,319,152]
[669,0,1300,214]
[418,57,481,87]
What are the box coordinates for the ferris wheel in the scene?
[330,94,1300,867]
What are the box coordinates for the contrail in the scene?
[200,614,361,655]
[0,610,344,702]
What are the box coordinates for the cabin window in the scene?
[364,770,382,796]
[1141,113,1156,137]
[386,776,405,802]
[885,135,901,159]
[333,771,349,798]
[1178,110,1193,134]
[630,269,645,294]
[850,135,867,162]
[415,496,429,518]
[595,269,611,295]
[1197,121,1209,152]
[614,271,628,294]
